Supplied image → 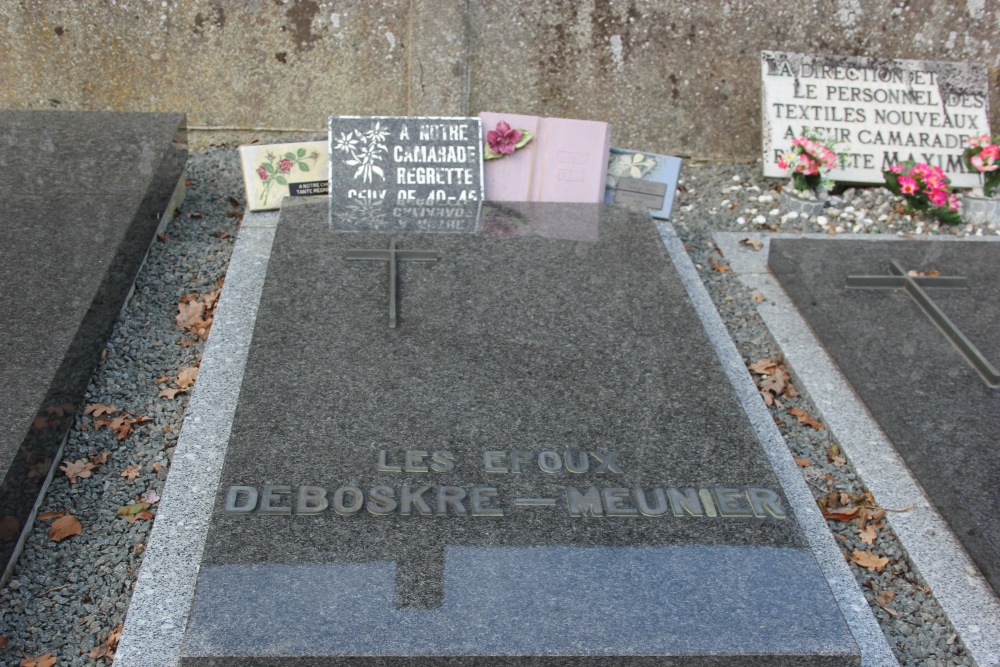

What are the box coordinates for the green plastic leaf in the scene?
[930,206,962,225]
[297,147,306,158]
[116,501,151,517]
[513,130,533,150]
[483,143,503,160]
[276,176,288,185]
[298,162,310,172]
[284,152,296,160]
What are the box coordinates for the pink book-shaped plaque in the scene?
[480,112,611,203]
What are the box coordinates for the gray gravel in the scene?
[0,145,992,666]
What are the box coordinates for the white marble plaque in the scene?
[761,51,990,187]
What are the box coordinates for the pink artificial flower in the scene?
[909,163,930,179]
[791,137,806,147]
[982,144,999,161]
[897,176,918,195]
[889,164,904,174]
[928,165,945,179]
[278,158,294,174]
[924,174,943,191]
[948,194,959,211]
[256,166,268,181]
[971,154,999,172]
[486,121,522,156]
[927,189,948,207]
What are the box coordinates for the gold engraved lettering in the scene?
[430,451,456,473]
[668,487,704,517]
[699,488,718,518]
[564,450,589,473]
[602,488,638,517]
[404,450,430,473]
[437,486,468,515]
[471,487,503,516]
[483,451,508,473]
[259,485,293,515]
[714,487,755,518]
[634,487,669,517]
[224,485,258,513]
[377,450,402,473]
[538,451,562,474]
[400,485,434,516]
[566,486,604,518]
[747,487,787,519]
[296,486,328,515]
[333,486,364,515]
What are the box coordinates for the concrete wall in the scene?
[1,0,997,159]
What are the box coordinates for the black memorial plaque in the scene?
[328,116,482,233]
[770,238,1000,594]
[180,202,858,665]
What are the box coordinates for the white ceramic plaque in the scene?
[761,51,990,187]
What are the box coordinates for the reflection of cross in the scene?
[345,239,439,329]
[846,260,998,387]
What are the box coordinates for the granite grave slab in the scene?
[174,201,863,666]
[769,238,1000,595]
[0,110,187,581]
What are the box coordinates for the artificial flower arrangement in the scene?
[962,134,1000,198]
[882,161,961,224]
[484,120,533,160]
[777,133,842,201]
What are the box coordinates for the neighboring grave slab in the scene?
[480,112,612,203]
[177,201,859,665]
[605,148,683,220]
[761,51,990,186]
[239,140,329,211]
[0,110,187,580]
[328,116,482,233]
[769,238,1000,594]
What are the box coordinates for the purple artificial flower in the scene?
[486,121,522,155]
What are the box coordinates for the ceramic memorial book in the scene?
[605,148,683,220]
[162,200,866,665]
[761,50,990,187]
[328,116,483,233]
[480,112,611,203]
[239,140,329,211]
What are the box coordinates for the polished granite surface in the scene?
[180,202,858,665]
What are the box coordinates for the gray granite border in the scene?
[114,211,278,667]
[658,224,897,667]
[714,231,1000,667]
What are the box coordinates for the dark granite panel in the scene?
[181,203,857,664]
[0,111,186,575]
[769,238,1000,594]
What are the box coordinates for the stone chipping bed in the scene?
[0,143,995,667]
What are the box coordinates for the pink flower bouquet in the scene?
[882,161,961,224]
[778,134,840,195]
[962,135,1000,198]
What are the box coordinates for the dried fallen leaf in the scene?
[875,590,897,616]
[748,358,778,375]
[121,465,141,481]
[0,515,20,541]
[116,501,151,517]
[84,403,120,417]
[760,371,787,397]
[157,387,185,400]
[750,290,765,303]
[823,506,861,522]
[36,510,66,521]
[20,653,57,667]
[708,257,729,273]
[794,457,813,467]
[49,515,82,542]
[90,451,110,466]
[60,459,95,484]
[151,461,163,473]
[155,375,172,384]
[859,523,878,546]
[851,549,889,572]
[739,237,763,251]
[789,406,824,430]
[175,366,199,390]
